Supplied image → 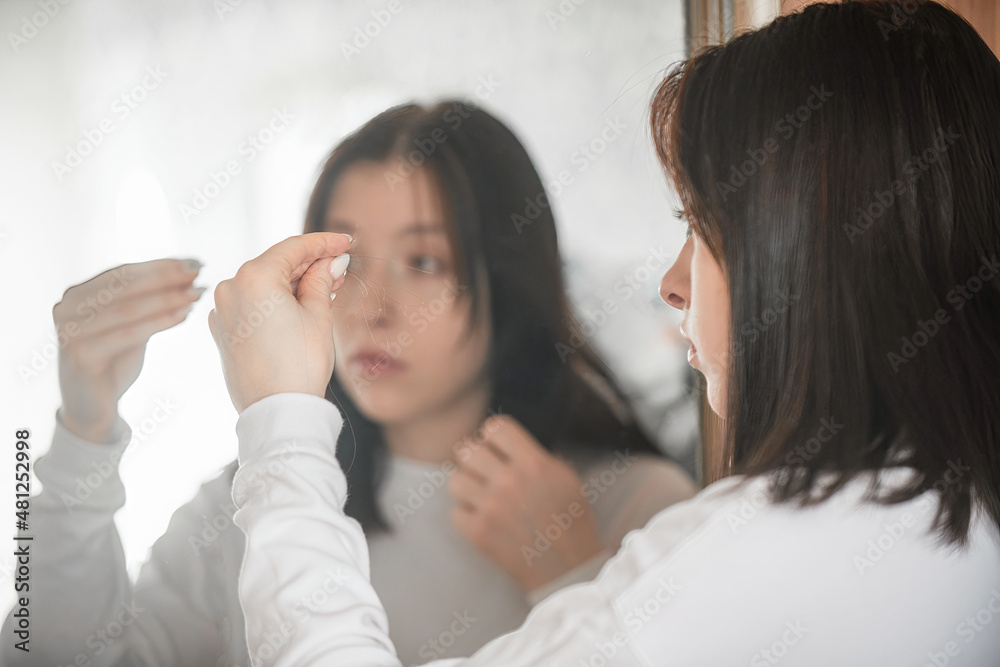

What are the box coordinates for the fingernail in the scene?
[183,259,203,273]
[186,286,207,299]
[330,253,350,280]
[342,233,354,245]
[330,292,338,302]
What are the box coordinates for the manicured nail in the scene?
[342,233,354,245]
[183,259,203,272]
[186,286,207,299]
[330,253,350,280]
[330,292,338,301]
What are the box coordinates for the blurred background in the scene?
[3,0,995,622]
[0,0,706,611]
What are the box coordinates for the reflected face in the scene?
[659,231,730,416]
[324,160,492,426]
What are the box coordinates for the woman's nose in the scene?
[342,256,397,327]
[659,236,693,311]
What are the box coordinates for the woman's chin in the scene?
[706,383,727,419]
[349,388,417,426]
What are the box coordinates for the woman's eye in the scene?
[673,207,692,239]
[409,255,443,274]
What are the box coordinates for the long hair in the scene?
[305,102,665,532]
[650,0,1000,546]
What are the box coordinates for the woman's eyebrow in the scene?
[324,219,355,234]
[398,222,446,237]
[322,220,445,237]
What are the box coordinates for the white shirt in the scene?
[233,393,1000,666]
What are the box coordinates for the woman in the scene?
[3,103,696,666]
[214,1,1000,664]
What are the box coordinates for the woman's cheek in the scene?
[407,311,429,334]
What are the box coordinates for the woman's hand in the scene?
[54,259,205,443]
[208,232,352,414]
[447,415,604,593]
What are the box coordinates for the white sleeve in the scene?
[1,411,232,666]
[232,393,657,667]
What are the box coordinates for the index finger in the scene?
[253,232,352,286]
[481,415,541,465]
[60,258,201,306]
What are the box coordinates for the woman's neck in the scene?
[382,380,491,465]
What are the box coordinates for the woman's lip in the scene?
[687,344,698,365]
[679,324,698,365]
[348,351,405,378]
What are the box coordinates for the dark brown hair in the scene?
[651,0,1000,545]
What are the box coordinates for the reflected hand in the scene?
[54,259,205,443]
[447,415,604,592]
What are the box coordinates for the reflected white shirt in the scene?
[369,434,696,664]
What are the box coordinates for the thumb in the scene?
[297,252,350,318]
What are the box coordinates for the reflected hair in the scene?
[305,101,666,533]
[651,0,1000,545]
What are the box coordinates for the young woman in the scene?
[212,1,1000,664]
[3,104,696,666]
